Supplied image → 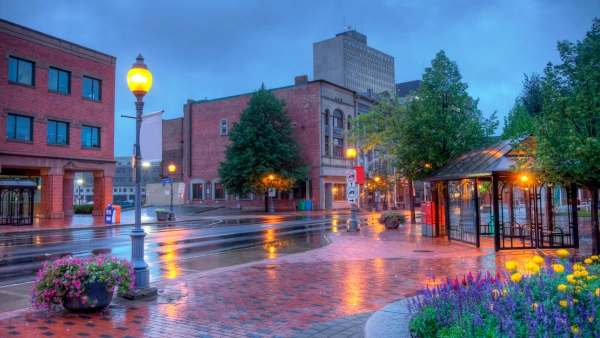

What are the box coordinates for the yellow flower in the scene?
[560,300,567,307]
[575,286,582,293]
[591,255,599,261]
[510,272,522,283]
[525,262,540,273]
[572,326,579,334]
[505,261,519,271]
[573,298,579,303]
[532,302,538,311]
[567,275,576,284]
[581,270,589,277]
[557,249,569,258]
[574,271,582,277]
[590,317,595,323]
[502,289,507,297]
[573,264,583,271]
[596,288,599,297]
[552,264,565,273]
[584,258,593,264]
[557,284,567,291]
[492,289,500,300]
[531,255,545,264]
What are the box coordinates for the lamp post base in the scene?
[347,203,360,232]
[168,212,176,221]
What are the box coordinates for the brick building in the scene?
[0,19,116,218]
[165,76,377,211]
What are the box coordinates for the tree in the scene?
[218,84,308,206]
[501,98,534,140]
[521,73,544,118]
[351,51,498,222]
[529,19,600,254]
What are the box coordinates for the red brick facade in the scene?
[0,19,116,219]
[172,79,363,211]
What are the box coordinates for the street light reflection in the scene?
[163,248,179,279]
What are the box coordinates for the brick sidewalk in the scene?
[0,222,585,338]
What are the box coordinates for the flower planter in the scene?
[62,281,114,313]
[156,213,169,221]
[385,219,400,229]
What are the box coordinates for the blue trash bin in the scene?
[104,204,114,224]
[305,200,312,211]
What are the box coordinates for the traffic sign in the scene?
[346,170,357,183]
[178,183,185,194]
[346,186,358,203]
[347,181,357,188]
[162,179,172,185]
[268,187,277,197]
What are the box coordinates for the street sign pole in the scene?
[346,169,359,232]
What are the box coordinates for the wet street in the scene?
[0,213,364,287]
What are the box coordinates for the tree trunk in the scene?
[591,185,599,255]
[409,180,416,224]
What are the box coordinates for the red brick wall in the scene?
[0,33,115,160]
[162,118,184,181]
[182,83,323,210]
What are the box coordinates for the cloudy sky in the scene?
[2,0,598,156]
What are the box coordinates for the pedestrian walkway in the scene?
[1,217,578,338]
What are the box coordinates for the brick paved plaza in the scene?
[0,218,592,337]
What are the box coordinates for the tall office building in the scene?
[313,30,395,94]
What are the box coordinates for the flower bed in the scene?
[31,254,134,312]
[408,250,600,337]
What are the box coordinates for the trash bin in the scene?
[104,204,114,224]
[298,200,305,211]
[305,200,312,211]
[112,205,121,223]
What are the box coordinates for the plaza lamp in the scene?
[77,178,84,204]
[346,147,359,232]
[125,54,156,295]
[374,176,381,211]
[168,164,176,220]
[269,174,275,213]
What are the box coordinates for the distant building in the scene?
[396,80,421,99]
[313,30,395,94]
[0,19,116,218]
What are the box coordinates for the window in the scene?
[192,183,203,199]
[130,188,133,192]
[220,119,227,135]
[47,120,69,145]
[214,182,225,200]
[7,114,33,141]
[237,193,253,200]
[81,125,100,148]
[333,184,346,201]
[48,68,70,93]
[82,76,101,100]
[8,57,34,85]
[113,188,117,192]
[333,138,343,158]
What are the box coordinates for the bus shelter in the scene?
[0,179,37,226]
[423,140,579,252]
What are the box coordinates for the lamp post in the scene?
[347,147,359,232]
[125,54,156,297]
[374,176,381,211]
[77,178,83,204]
[168,164,176,220]
[268,174,275,214]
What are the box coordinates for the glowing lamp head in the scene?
[77,179,84,185]
[521,175,528,182]
[346,147,356,159]
[269,174,274,180]
[127,54,153,96]
[374,176,380,182]
[168,164,176,173]
[143,162,150,168]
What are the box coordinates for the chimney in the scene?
[295,75,308,85]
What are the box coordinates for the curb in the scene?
[364,297,414,338]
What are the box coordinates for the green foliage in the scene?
[398,51,498,181]
[73,204,93,214]
[218,84,308,195]
[154,208,169,214]
[521,73,544,118]
[409,306,440,337]
[501,99,534,140]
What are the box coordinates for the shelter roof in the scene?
[0,179,37,190]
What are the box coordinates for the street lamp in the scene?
[346,147,359,232]
[374,176,381,211]
[125,54,156,297]
[77,178,83,204]
[168,164,176,220]
[268,174,275,214]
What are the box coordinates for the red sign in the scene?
[354,166,364,184]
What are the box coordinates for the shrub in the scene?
[409,251,600,337]
[377,211,406,225]
[73,204,93,214]
[154,208,170,214]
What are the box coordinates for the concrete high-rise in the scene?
[313,30,395,94]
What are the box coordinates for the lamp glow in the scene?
[168,164,176,172]
[346,147,356,159]
[127,55,153,96]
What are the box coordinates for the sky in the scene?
[2,0,598,156]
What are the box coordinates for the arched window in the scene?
[323,110,330,156]
[332,110,344,157]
